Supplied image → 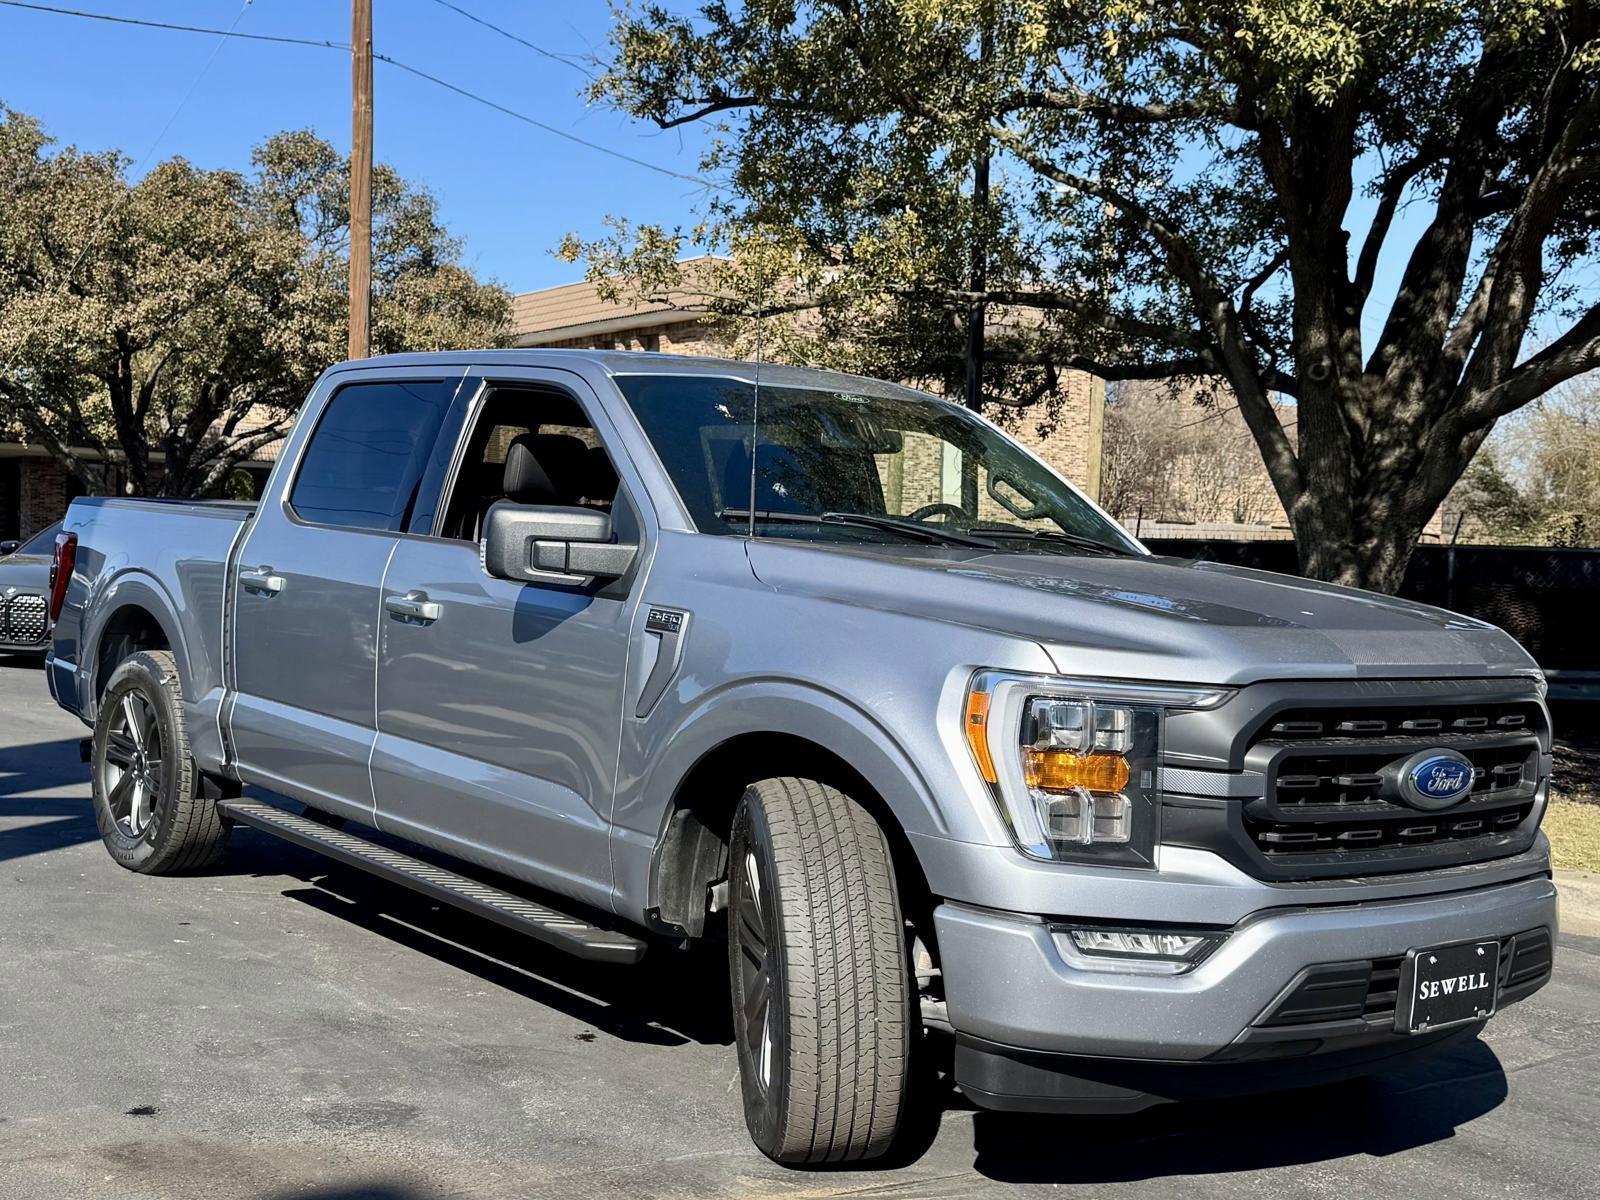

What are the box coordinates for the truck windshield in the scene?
[615,374,1140,554]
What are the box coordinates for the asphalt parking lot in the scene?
[2,657,1598,1199]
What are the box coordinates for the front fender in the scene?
[610,676,1008,919]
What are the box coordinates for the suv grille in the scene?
[1,592,48,645]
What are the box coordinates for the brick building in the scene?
[0,449,75,542]
[0,436,279,542]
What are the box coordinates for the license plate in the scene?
[1398,940,1500,1033]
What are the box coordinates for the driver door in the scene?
[371,368,652,911]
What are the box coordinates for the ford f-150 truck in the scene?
[47,350,1558,1165]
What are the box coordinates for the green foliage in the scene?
[1455,383,1600,544]
[0,108,511,498]
[568,0,1600,590]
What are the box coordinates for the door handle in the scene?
[385,591,442,623]
[239,566,286,594]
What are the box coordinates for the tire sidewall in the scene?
[729,790,793,1152]
[91,654,185,871]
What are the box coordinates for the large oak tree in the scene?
[0,110,510,498]
[569,0,1600,592]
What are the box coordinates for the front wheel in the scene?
[91,650,231,874]
[728,777,911,1165]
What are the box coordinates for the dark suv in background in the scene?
[0,519,59,656]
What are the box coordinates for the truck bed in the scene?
[49,496,258,748]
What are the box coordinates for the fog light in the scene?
[1069,929,1215,960]
[1054,925,1224,975]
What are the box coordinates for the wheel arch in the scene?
[85,574,186,708]
[643,684,947,938]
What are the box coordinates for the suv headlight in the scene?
[964,672,1232,866]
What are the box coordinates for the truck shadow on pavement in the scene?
[221,823,736,1050]
[260,1189,436,1200]
[227,819,1511,1182]
[966,1037,1509,1183]
[0,737,100,863]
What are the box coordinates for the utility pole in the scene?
[348,0,374,360]
[964,147,989,414]
[964,18,992,414]
[960,14,992,514]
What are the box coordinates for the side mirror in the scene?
[0,540,18,557]
[483,502,637,585]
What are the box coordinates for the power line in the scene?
[129,1,260,173]
[376,55,715,188]
[423,0,593,78]
[0,0,717,189]
[0,1,346,49]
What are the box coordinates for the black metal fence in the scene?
[1143,539,1600,698]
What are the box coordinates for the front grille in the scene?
[1,592,48,644]
[1161,680,1549,881]
[1262,701,1542,741]
[1247,803,1535,855]
[1243,699,1542,872]
[1260,927,1553,1029]
[1267,742,1536,811]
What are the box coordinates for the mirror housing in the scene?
[0,540,18,557]
[483,502,637,585]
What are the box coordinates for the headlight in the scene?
[964,672,1231,866]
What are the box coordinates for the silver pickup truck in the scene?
[47,350,1557,1164]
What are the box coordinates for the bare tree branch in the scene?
[1458,300,1600,426]
[1354,153,1431,304]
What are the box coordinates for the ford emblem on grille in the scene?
[1396,750,1475,810]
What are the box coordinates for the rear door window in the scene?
[290,379,461,531]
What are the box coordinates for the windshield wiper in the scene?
[717,508,998,549]
[972,525,1136,557]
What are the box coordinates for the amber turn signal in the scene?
[1023,748,1130,794]
[965,688,997,783]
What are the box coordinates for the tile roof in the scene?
[512,256,724,340]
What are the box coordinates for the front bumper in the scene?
[935,873,1557,1110]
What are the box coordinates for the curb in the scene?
[1556,868,1600,938]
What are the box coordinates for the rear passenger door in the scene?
[227,369,472,821]
[370,368,650,911]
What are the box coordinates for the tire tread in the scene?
[743,776,908,1163]
[94,649,230,874]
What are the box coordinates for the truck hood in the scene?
[745,540,1538,686]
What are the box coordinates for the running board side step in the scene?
[218,800,647,964]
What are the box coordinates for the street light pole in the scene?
[348,0,374,360]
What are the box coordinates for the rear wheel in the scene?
[91,650,231,873]
[728,777,911,1165]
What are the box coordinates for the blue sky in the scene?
[0,0,1578,358]
[0,0,715,295]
